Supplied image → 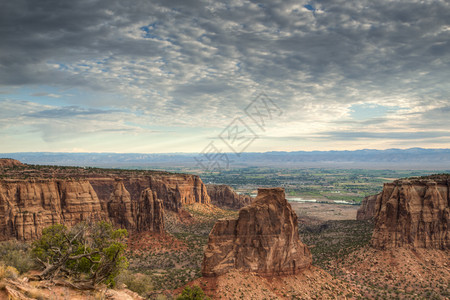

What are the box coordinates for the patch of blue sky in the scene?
[3,86,65,106]
[304,4,315,11]
[350,103,401,120]
[140,22,162,40]
[9,87,121,112]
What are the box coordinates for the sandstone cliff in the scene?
[90,175,210,212]
[371,175,450,249]
[206,184,252,209]
[0,163,210,240]
[0,180,106,240]
[356,193,379,220]
[136,188,164,234]
[202,187,312,276]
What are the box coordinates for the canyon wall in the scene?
[371,176,449,249]
[0,173,210,240]
[206,184,252,209]
[356,193,380,220]
[202,187,312,277]
[0,180,106,240]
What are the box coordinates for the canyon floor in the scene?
[291,201,359,224]
[127,202,449,299]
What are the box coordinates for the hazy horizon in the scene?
[1,146,450,155]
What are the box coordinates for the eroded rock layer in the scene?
[202,187,312,277]
[356,193,380,220]
[0,172,209,240]
[136,188,164,234]
[371,175,450,249]
[0,180,106,240]
[206,184,252,209]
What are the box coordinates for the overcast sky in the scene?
[1,0,449,153]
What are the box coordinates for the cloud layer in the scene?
[0,0,449,152]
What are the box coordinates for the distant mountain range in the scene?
[1,148,450,170]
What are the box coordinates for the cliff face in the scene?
[202,187,312,277]
[206,184,252,209]
[0,173,209,240]
[371,176,450,249]
[0,180,106,240]
[356,193,380,220]
[136,188,164,234]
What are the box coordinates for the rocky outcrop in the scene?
[106,180,136,230]
[136,188,164,234]
[0,172,210,240]
[0,159,23,168]
[202,187,312,277]
[0,180,106,240]
[206,184,252,209]
[371,175,450,249]
[356,193,380,220]
[91,175,210,213]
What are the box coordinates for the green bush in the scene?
[0,264,19,280]
[32,221,128,288]
[0,240,35,274]
[116,270,154,296]
[176,285,210,300]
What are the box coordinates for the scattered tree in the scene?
[176,285,210,300]
[32,221,128,289]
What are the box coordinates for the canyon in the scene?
[0,159,210,240]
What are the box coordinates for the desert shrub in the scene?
[32,221,128,288]
[0,264,19,279]
[116,270,154,296]
[176,285,209,300]
[0,240,35,274]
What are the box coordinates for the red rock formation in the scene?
[0,180,106,240]
[136,188,164,234]
[90,175,210,212]
[206,184,252,209]
[0,159,23,168]
[0,160,211,240]
[356,193,380,220]
[107,180,136,229]
[371,175,450,249]
[202,187,312,277]
[0,175,210,240]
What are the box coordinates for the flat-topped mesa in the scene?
[0,158,23,168]
[371,176,450,249]
[206,184,253,209]
[0,172,210,240]
[356,193,380,220]
[202,187,312,277]
[0,180,107,240]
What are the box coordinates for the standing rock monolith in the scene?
[202,187,312,276]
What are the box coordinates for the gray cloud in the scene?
[0,0,449,151]
[319,131,450,141]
